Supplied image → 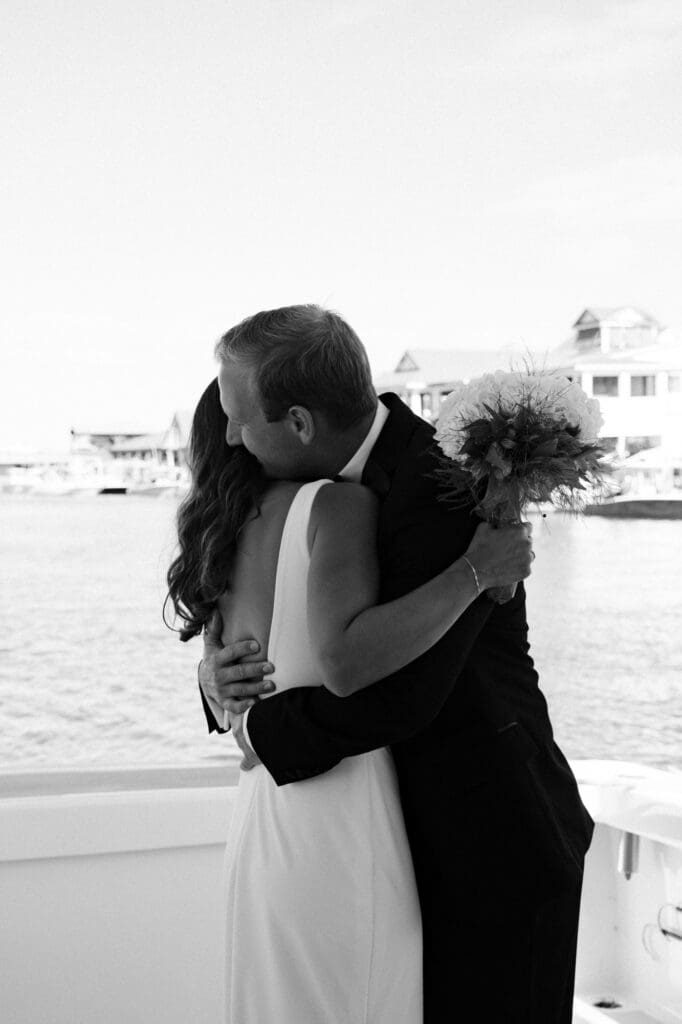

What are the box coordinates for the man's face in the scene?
[217,359,304,479]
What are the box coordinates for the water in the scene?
[1,494,681,772]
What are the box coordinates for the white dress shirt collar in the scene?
[338,401,389,483]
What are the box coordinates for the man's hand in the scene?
[229,711,262,771]
[199,610,275,716]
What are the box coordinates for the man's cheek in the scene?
[240,431,256,454]
[243,436,266,464]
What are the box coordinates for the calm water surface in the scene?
[1,494,681,772]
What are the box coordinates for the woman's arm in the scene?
[307,482,532,696]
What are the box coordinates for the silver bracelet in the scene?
[462,555,481,596]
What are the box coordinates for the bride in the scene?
[167,378,532,1024]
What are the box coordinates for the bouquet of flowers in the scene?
[434,367,611,601]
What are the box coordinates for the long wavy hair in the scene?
[165,378,268,641]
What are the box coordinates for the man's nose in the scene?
[225,422,242,447]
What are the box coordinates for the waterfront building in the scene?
[373,347,529,422]
[108,430,166,462]
[74,410,192,472]
[551,307,682,461]
[0,411,194,494]
[70,425,155,452]
[159,409,193,468]
[373,307,682,469]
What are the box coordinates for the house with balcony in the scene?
[551,307,682,461]
[373,308,682,472]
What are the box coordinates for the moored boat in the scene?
[127,481,188,498]
[585,494,682,519]
[126,469,189,498]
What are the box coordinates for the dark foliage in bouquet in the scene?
[434,370,612,525]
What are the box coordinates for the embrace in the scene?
[166,305,594,1023]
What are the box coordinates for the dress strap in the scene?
[267,480,333,667]
[288,479,333,561]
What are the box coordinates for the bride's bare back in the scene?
[217,480,302,668]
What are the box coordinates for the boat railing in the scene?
[1,760,681,1024]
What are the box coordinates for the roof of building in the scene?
[109,432,166,453]
[374,347,541,389]
[175,409,193,435]
[164,410,193,447]
[622,444,682,468]
[74,409,195,453]
[373,331,682,387]
[552,332,682,372]
[70,426,154,439]
[572,306,660,329]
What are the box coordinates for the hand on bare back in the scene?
[464,521,534,591]
[199,610,276,715]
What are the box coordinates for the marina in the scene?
[4,308,681,513]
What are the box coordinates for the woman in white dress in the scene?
[167,380,531,1024]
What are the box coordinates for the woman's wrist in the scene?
[460,551,497,592]
[461,555,482,596]
[447,557,483,601]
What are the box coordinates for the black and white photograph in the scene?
[1,2,681,1022]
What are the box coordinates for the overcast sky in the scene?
[2,0,681,448]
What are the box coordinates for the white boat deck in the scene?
[1,760,681,1024]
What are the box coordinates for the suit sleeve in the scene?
[199,677,228,734]
[246,460,501,785]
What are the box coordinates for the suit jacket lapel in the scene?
[361,393,428,500]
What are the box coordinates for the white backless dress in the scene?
[223,480,423,1023]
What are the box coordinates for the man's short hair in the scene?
[215,305,377,429]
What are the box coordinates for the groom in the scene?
[199,304,593,1023]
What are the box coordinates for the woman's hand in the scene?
[463,521,534,591]
[199,611,275,716]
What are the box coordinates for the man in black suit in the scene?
[200,304,593,1023]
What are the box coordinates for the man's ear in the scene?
[286,405,316,445]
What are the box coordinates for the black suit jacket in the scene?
[204,393,593,951]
